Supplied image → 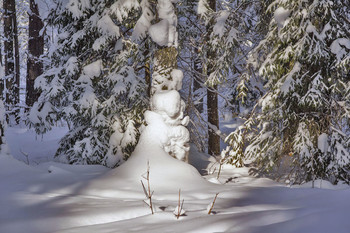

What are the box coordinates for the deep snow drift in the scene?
[1,126,350,233]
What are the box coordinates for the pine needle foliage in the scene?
[241,0,350,183]
[28,0,148,167]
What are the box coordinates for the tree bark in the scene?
[3,0,20,116]
[26,0,44,107]
[207,0,220,156]
[4,0,15,106]
[3,0,14,77]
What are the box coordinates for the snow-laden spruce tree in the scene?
[29,0,147,167]
[238,0,350,183]
[221,1,272,167]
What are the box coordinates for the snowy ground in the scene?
[1,126,350,233]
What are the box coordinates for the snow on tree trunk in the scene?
[0,100,5,147]
[150,74,190,161]
[147,0,190,161]
[0,65,5,147]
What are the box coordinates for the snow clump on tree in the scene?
[148,68,190,161]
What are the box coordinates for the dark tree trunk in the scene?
[207,85,220,156]
[4,0,15,106]
[3,0,14,76]
[207,0,220,156]
[26,0,44,107]
[4,0,20,118]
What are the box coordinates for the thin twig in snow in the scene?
[141,161,154,214]
[208,193,219,215]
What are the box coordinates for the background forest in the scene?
[1,0,350,186]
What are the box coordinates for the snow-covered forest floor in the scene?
[1,126,350,233]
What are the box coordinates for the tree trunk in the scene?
[4,0,20,119]
[207,0,220,156]
[4,0,15,107]
[26,0,44,107]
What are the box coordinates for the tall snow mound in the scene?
[80,68,214,198]
[79,110,211,198]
